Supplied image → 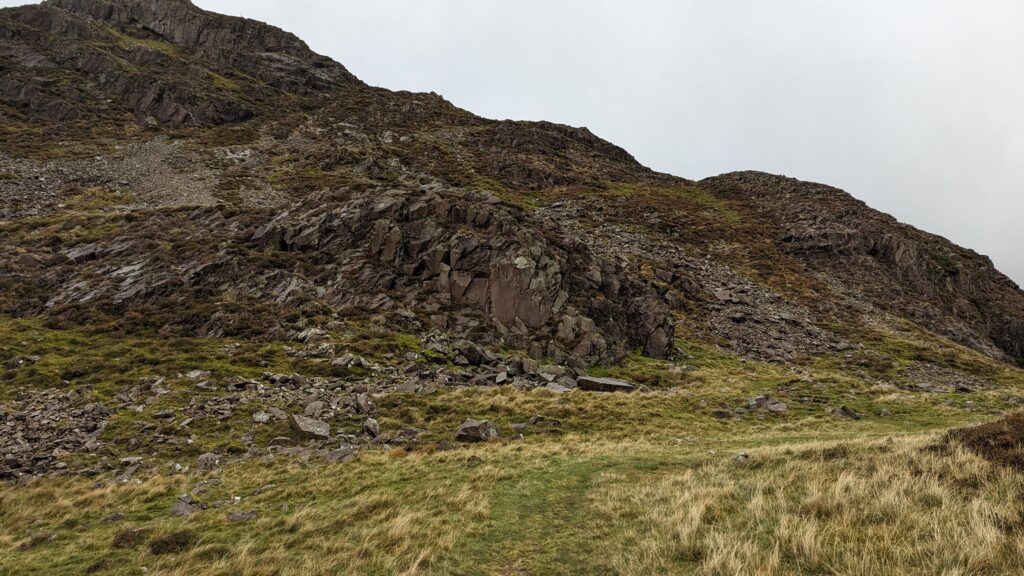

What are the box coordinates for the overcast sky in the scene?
[6,1,1023,284]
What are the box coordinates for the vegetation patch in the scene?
[947,410,1024,472]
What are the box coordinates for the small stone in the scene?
[268,436,295,448]
[253,412,271,424]
[831,406,862,420]
[767,403,788,413]
[170,497,197,517]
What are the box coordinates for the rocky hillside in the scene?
[6,2,1024,574]
[2,0,1021,371]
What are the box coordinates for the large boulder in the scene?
[195,452,221,472]
[455,419,500,443]
[576,376,636,393]
[288,415,330,439]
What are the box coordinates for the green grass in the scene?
[3,311,1024,574]
[107,29,182,58]
[4,430,1024,575]
[208,72,241,92]
[605,181,743,225]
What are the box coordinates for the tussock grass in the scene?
[596,435,1024,575]
[4,434,1024,574]
[3,312,1024,573]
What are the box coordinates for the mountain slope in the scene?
[2,0,1021,369]
[3,2,1024,575]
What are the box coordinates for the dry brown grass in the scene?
[595,435,1024,575]
[5,434,1024,574]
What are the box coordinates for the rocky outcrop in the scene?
[704,171,1024,366]
[46,0,359,92]
[0,0,360,127]
[0,178,675,366]
[259,185,676,362]
[0,388,111,479]
[0,0,1021,397]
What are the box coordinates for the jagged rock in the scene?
[268,437,295,448]
[0,0,1023,497]
[226,510,259,523]
[325,446,355,463]
[288,415,330,439]
[454,419,500,443]
[576,376,636,393]
[832,406,862,420]
[453,340,496,367]
[169,495,198,517]
[363,418,380,438]
[196,453,221,473]
[354,394,376,415]
[304,401,325,418]
[748,395,788,413]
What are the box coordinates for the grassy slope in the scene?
[5,433,1024,575]
[4,312,1024,574]
[3,161,1023,575]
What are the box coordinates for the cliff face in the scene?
[1,0,1022,371]
[702,172,1024,365]
[1,0,359,131]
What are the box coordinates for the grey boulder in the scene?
[576,376,636,393]
[289,415,330,439]
[455,419,500,443]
